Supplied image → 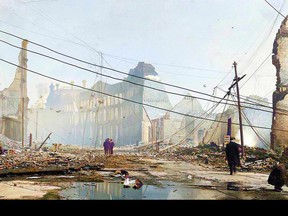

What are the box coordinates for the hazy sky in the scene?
[0,0,286,109]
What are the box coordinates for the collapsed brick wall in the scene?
[271,16,288,150]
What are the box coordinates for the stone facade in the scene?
[271,16,288,150]
[166,94,209,146]
[202,106,237,145]
[29,61,271,149]
[30,62,173,147]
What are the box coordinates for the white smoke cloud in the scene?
[236,128,258,148]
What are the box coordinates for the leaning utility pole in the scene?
[233,61,244,158]
[143,106,155,152]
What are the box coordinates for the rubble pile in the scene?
[0,148,105,172]
[0,142,285,178]
[0,144,148,179]
[241,147,280,171]
[158,144,283,172]
[0,134,21,150]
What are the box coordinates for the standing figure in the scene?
[225,137,241,175]
[268,163,287,192]
[103,138,110,156]
[110,138,115,155]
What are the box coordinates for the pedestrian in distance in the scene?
[110,138,115,155]
[103,138,110,156]
[225,137,241,175]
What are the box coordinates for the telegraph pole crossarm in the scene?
[228,74,246,91]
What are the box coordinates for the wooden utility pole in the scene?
[21,39,28,148]
[36,109,38,141]
[143,106,155,152]
[233,61,244,158]
[21,97,24,148]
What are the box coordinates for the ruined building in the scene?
[202,95,271,149]
[271,16,288,150]
[0,40,29,143]
[35,62,173,147]
[203,105,238,145]
[164,93,209,145]
[28,59,272,149]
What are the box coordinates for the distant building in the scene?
[161,94,209,146]
[31,62,173,147]
[203,95,271,149]
[27,57,272,149]
[203,105,238,145]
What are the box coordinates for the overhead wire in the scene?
[206,93,230,144]
[81,56,101,149]
[238,1,285,97]
[0,29,265,108]
[0,4,75,43]
[2,56,288,132]
[216,86,272,105]
[231,90,271,149]
[240,53,272,88]
[264,0,286,18]
[238,3,283,78]
[2,2,284,110]
[160,92,227,150]
[0,19,84,45]
[217,85,288,115]
[165,91,227,145]
[0,37,284,115]
[1,1,286,148]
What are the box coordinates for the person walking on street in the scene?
[103,138,110,156]
[110,138,115,155]
[225,137,241,175]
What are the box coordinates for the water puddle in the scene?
[59,180,230,200]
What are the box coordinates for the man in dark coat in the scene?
[103,138,110,156]
[268,163,286,192]
[225,137,241,175]
[109,138,115,155]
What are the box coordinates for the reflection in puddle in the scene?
[227,182,243,191]
[59,180,228,200]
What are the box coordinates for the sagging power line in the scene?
[0,29,279,110]
[0,35,285,115]
[2,56,288,133]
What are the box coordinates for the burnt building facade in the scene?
[271,16,288,150]
[0,40,29,145]
[33,62,173,147]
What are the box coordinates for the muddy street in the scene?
[0,145,287,200]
